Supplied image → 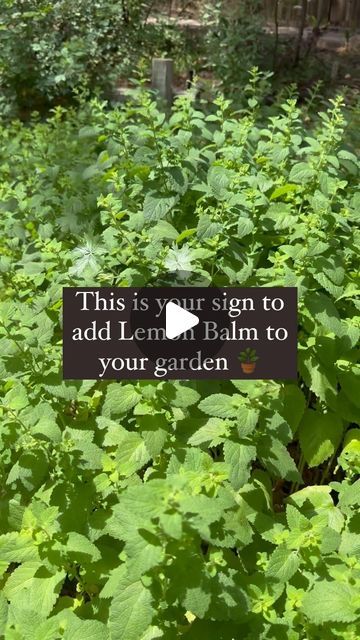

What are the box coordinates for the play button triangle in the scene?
[165,301,200,340]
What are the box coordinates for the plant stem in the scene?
[292,451,305,494]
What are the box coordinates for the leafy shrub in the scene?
[0,78,359,638]
[0,0,155,114]
[201,0,271,94]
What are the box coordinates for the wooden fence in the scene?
[264,0,360,28]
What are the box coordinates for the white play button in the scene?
[165,301,200,340]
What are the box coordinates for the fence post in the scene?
[151,58,174,109]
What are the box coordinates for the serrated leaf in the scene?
[237,217,254,239]
[188,418,228,446]
[207,166,231,200]
[237,406,259,437]
[137,414,168,458]
[9,569,65,620]
[116,432,150,476]
[0,592,8,636]
[109,580,154,640]
[31,417,62,442]
[3,562,41,598]
[224,441,257,490]
[302,581,360,623]
[102,383,141,417]
[183,585,211,618]
[153,220,178,241]
[63,617,109,640]
[79,125,102,139]
[300,353,337,404]
[198,394,243,418]
[299,410,343,467]
[286,504,310,531]
[305,291,343,337]
[170,384,200,408]
[0,532,39,562]
[266,546,300,582]
[143,193,177,222]
[289,162,315,183]
[3,383,28,411]
[258,438,301,482]
[66,532,101,562]
[197,214,222,239]
[339,369,360,409]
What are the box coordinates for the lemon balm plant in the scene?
[0,74,359,638]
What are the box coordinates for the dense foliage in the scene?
[0,0,270,116]
[0,77,359,638]
[0,0,158,114]
[201,0,267,94]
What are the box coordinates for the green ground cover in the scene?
[0,77,359,638]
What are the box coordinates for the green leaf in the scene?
[163,167,188,195]
[305,291,343,336]
[116,432,150,476]
[265,203,297,230]
[109,580,154,640]
[137,414,168,458]
[270,184,298,200]
[143,193,177,222]
[188,418,228,446]
[338,479,360,508]
[3,383,29,411]
[286,504,309,531]
[197,214,222,239]
[302,581,360,623]
[102,383,141,417]
[169,383,200,408]
[198,394,244,418]
[0,532,39,563]
[237,406,259,437]
[280,385,306,433]
[0,592,8,637]
[79,125,101,139]
[63,617,109,640]
[300,353,337,404]
[299,410,343,467]
[153,220,179,241]
[3,562,41,598]
[183,585,211,618]
[82,164,100,180]
[266,546,300,582]
[207,166,231,200]
[289,162,315,183]
[31,417,62,443]
[9,569,65,619]
[258,438,301,482]
[339,368,360,409]
[224,441,257,490]
[66,532,101,562]
[237,217,254,239]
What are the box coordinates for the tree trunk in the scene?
[273,0,280,70]
[317,0,326,24]
[294,0,308,66]
[345,0,353,29]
